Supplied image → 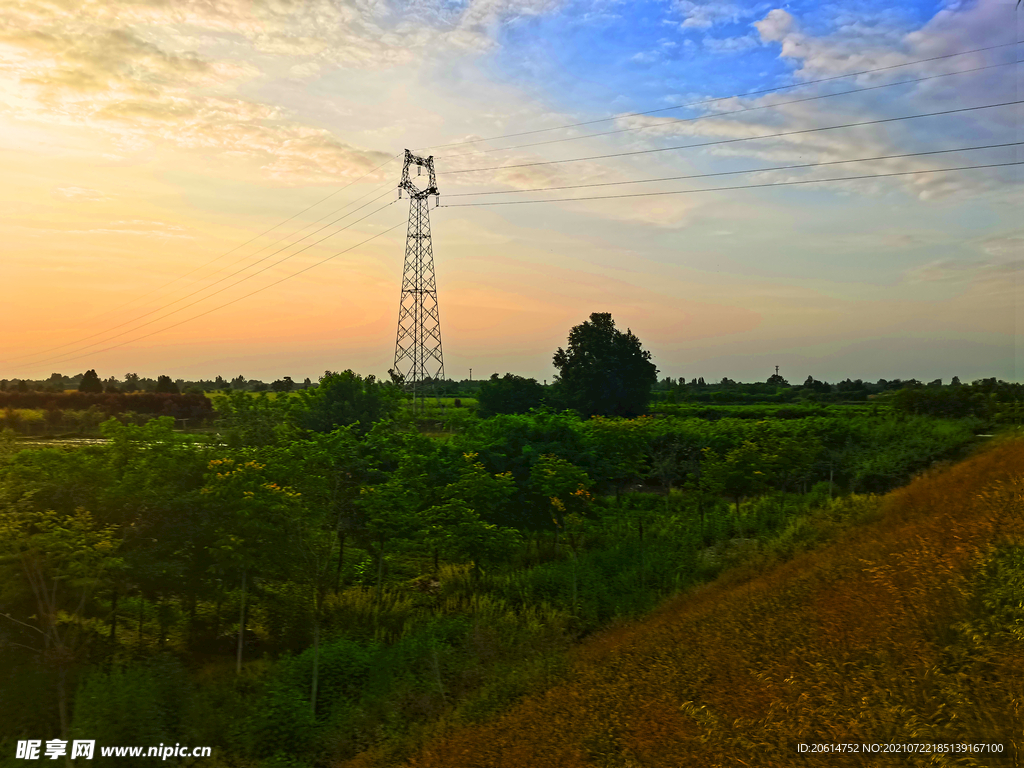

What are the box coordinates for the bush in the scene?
[477,374,545,417]
[71,658,190,765]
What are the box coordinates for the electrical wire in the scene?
[439,100,1024,175]
[27,220,409,370]
[8,176,400,364]
[13,200,400,369]
[444,142,1022,197]
[434,61,1014,160]
[415,42,1020,151]
[85,153,400,323]
[439,160,1022,207]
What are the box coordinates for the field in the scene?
[401,435,1024,768]
[0,387,1018,768]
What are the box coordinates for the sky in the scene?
[0,0,1021,384]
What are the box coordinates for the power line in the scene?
[440,160,1021,207]
[27,220,408,371]
[439,100,1024,175]
[84,153,400,324]
[9,177,399,364]
[417,42,1020,151]
[434,62,1014,160]
[445,142,1022,197]
[13,200,399,370]
[104,175,398,318]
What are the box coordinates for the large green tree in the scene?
[552,313,658,418]
[78,369,102,393]
[154,375,179,394]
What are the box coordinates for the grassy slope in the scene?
[381,438,1023,768]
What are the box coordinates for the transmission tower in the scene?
[392,149,444,403]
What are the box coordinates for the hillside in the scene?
[386,438,1023,768]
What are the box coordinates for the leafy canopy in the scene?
[78,369,103,393]
[298,370,401,435]
[552,312,658,418]
[477,373,545,417]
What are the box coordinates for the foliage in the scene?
[71,658,190,764]
[0,391,213,419]
[0,394,997,764]
[154,375,180,395]
[298,370,402,435]
[78,369,103,394]
[214,390,298,447]
[405,438,1024,768]
[552,313,658,418]
[477,374,545,417]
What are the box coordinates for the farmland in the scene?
[1,369,1018,766]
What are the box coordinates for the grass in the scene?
[391,436,1024,768]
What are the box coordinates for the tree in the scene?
[419,452,519,576]
[271,377,295,393]
[0,501,123,742]
[552,313,658,417]
[702,441,768,535]
[155,375,179,394]
[123,373,140,392]
[78,369,103,393]
[200,457,300,672]
[356,478,421,603]
[216,390,296,447]
[477,373,544,417]
[530,454,595,612]
[297,370,401,435]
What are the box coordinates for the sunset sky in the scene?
[1,0,1020,384]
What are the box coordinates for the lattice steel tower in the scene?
[392,149,444,396]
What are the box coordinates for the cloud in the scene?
[600,0,1019,203]
[702,34,760,54]
[674,1,762,29]
[43,219,194,239]
[903,230,1023,288]
[980,233,1024,258]
[55,186,108,200]
[0,0,565,184]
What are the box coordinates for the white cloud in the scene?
[702,34,759,54]
[55,186,108,200]
[0,0,566,183]
[42,219,194,239]
[674,1,762,29]
[980,233,1024,259]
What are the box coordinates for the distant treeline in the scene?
[0,391,213,418]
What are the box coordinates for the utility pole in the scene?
[392,149,443,411]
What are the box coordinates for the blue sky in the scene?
[486,0,947,118]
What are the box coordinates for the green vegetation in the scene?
[0,402,996,765]
[2,321,1020,766]
[405,437,1024,768]
[552,312,658,418]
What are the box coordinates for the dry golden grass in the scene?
[373,438,1024,768]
